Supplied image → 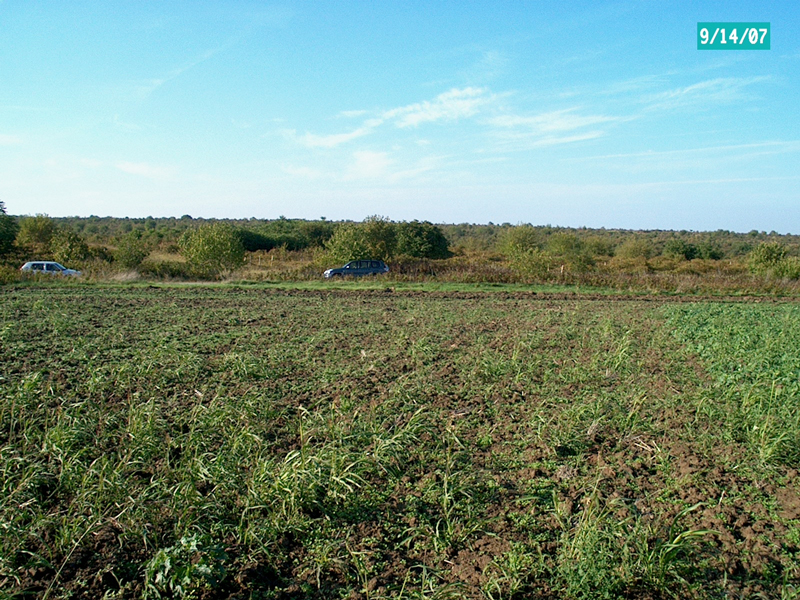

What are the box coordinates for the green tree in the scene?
[50,230,90,264]
[498,225,542,256]
[584,235,615,258]
[615,238,653,260]
[663,239,697,260]
[114,231,150,269]
[324,225,374,263]
[547,233,594,272]
[299,220,336,248]
[395,221,450,259]
[0,201,18,256]
[16,214,55,253]
[325,216,397,263]
[179,222,245,278]
[508,247,553,281]
[748,242,789,276]
[695,241,723,260]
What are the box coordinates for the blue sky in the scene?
[1,1,798,232]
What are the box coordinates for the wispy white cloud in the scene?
[279,127,372,148]
[0,104,49,112]
[286,87,496,150]
[384,87,492,127]
[300,127,372,148]
[113,114,141,132]
[388,155,448,182]
[490,109,618,133]
[0,134,22,145]
[615,175,800,188]
[116,161,175,179]
[460,50,508,82]
[641,76,770,111]
[130,47,224,101]
[531,132,605,146]
[339,109,369,119]
[575,141,800,161]
[599,73,673,96]
[281,164,324,179]
[343,151,393,180]
[486,107,618,151]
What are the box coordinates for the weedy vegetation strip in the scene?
[1,286,799,598]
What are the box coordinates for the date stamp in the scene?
[697,22,770,50]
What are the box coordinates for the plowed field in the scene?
[2,286,799,599]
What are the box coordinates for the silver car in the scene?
[20,261,82,276]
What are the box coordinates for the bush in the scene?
[663,239,697,261]
[299,220,335,248]
[547,233,594,272]
[114,232,150,269]
[325,216,397,263]
[615,238,653,260]
[238,228,306,252]
[50,230,90,264]
[0,264,20,285]
[179,222,245,278]
[396,221,450,259]
[748,242,787,274]
[0,201,18,256]
[499,225,541,256]
[139,260,192,279]
[238,219,335,252]
[16,214,55,253]
[585,236,615,258]
[773,257,800,280]
[695,241,723,260]
[508,248,553,281]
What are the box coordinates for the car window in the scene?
[345,262,353,269]
[371,261,379,268]
[31,263,44,271]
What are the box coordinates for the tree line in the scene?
[2,204,799,281]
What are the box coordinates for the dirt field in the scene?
[1,286,799,599]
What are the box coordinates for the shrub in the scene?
[773,257,800,280]
[0,201,18,256]
[139,260,192,279]
[498,225,541,256]
[663,239,697,261]
[0,264,20,284]
[585,236,615,258]
[325,216,397,263]
[16,214,55,253]
[615,238,653,260]
[50,230,90,264]
[547,233,594,272]
[396,220,450,259]
[299,220,335,247]
[114,232,150,269]
[695,241,723,260]
[179,222,245,278]
[748,242,787,274]
[508,248,553,280]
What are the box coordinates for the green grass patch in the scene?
[1,287,798,598]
